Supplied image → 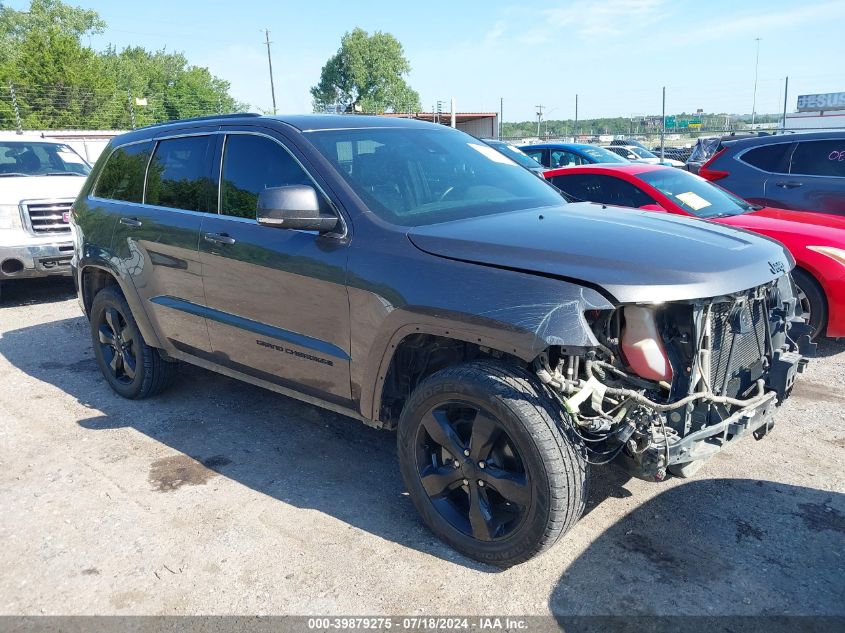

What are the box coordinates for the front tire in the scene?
[397,361,587,567]
[792,268,827,340]
[89,285,176,399]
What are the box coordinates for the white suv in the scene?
[0,133,91,299]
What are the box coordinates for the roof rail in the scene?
[133,112,262,132]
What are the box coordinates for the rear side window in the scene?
[521,148,546,166]
[95,142,151,203]
[145,136,213,212]
[221,134,314,219]
[740,143,792,173]
[551,173,654,208]
[789,140,845,177]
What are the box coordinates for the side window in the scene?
[789,141,845,177]
[740,143,792,173]
[550,174,598,202]
[551,150,581,168]
[95,142,151,203]
[522,148,545,166]
[145,136,213,212]
[551,174,654,208]
[221,134,314,219]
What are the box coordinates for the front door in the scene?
[199,131,352,403]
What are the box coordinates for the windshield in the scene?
[579,146,628,164]
[306,127,565,227]
[639,168,753,218]
[483,140,542,170]
[0,141,90,177]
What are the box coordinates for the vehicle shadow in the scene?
[0,277,75,307]
[0,314,630,571]
[550,478,845,628]
[815,335,845,359]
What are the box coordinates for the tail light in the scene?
[621,306,673,382]
[699,148,729,181]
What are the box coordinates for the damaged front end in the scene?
[536,274,816,480]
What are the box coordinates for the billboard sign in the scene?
[797,92,845,112]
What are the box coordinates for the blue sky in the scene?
[9,0,845,120]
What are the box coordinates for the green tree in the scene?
[310,28,420,114]
[1,0,243,130]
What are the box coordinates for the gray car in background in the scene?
[696,131,845,216]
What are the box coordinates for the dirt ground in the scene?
[1,278,843,618]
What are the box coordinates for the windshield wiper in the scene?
[0,172,32,177]
[43,172,85,177]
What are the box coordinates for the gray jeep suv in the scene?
[71,114,812,566]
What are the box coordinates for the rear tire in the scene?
[397,361,587,567]
[792,268,827,340]
[89,285,175,399]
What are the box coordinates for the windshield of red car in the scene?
[638,168,754,218]
[307,127,565,227]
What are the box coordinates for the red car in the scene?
[544,164,845,338]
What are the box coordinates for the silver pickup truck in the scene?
[0,133,91,300]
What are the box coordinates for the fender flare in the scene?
[76,257,163,349]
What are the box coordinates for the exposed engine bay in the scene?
[536,274,816,480]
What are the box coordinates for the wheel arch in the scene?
[78,261,163,349]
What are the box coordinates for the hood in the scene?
[407,202,794,304]
[719,206,845,248]
[0,175,86,205]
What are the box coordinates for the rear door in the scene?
[770,139,845,215]
[109,132,215,355]
[732,140,794,206]
[198,129,352,403]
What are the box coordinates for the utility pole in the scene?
[499,97,503,140]
[660,86,666,162]
[574,94,579,138]
[782,75,789,132]
[264,29,277,115]
[751,37,761,126]
[535,105,544,137]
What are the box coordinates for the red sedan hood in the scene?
[718,207,845,245]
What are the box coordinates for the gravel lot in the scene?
[1,278,843,618]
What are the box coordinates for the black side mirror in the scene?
[256,185,339,233]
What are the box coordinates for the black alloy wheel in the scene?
[98,306,137,384]
[414,401,530,542]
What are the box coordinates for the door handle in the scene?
[119,217,142,227]
[203,232,236,245]
[775,181,803,189]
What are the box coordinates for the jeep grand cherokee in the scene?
[71,114,813,567]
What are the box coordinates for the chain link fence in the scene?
[0,82,241,132]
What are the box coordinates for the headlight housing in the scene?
[807,245,845,267]
[0,204,23,230]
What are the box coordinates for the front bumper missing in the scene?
[620,347,808,481]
